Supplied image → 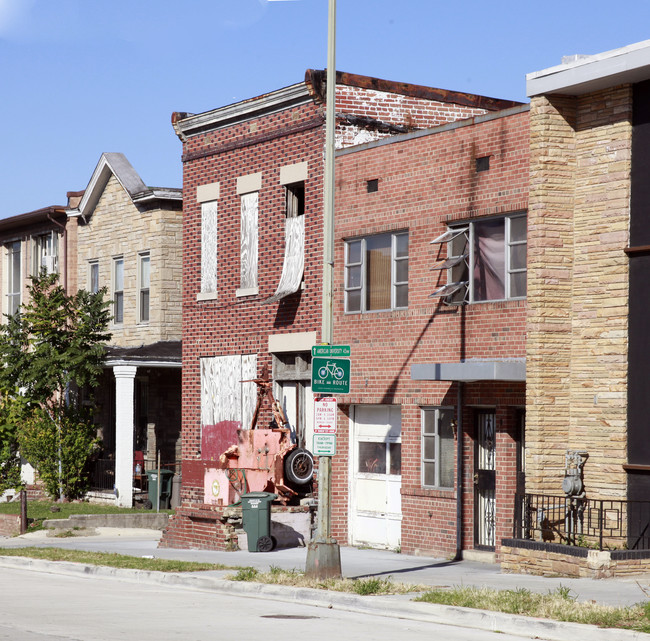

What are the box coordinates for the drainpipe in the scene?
[47,213,67,292]
[455,381,464,561]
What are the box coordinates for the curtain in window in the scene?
[365,235,391,310]
[265,214,305,304]
[473,219,505,301]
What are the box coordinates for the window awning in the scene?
[411,359,525,382]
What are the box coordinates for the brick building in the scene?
[161,70,520,550]
[333,106,529,559]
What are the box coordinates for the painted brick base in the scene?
[160,503,312,551]
[502,539,650,578]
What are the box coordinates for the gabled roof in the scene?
[67,153,181,220]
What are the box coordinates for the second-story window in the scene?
[89,260,99,294]
[33,231,58,275]
[240,191,259,291]
[113,257,124,324]
[139,252,150,323]
[6,241,21,316]
[344,231,409,313]
[431,212,527,304]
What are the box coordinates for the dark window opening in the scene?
[367,179,379,193]
[286,182,305,218]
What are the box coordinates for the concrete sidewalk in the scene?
[1,529,650,640]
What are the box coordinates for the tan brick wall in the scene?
[527,88,632,498]
[75,176,182,347]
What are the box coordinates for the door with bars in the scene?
[474,411,496,549]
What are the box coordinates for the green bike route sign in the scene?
[311,345,351,394]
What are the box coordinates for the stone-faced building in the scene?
[67,153,183,508]
[333,105,529,559]
[161,70,520,550]
[500,40,650,575]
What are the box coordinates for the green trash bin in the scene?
[241,492,277,552]
[145,470,174,510]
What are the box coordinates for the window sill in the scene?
[401,485,456,499]
[197,292,218,301]
[236,287,259,298]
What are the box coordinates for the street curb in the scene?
[0,556,645,641]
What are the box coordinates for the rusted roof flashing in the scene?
[306,69,523,111]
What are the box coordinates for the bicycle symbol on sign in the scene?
[318,361,344,380]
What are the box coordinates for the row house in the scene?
[0,154,183,508]
[161,69,521,549]
[333,106,529,558]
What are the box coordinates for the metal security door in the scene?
[474,411,496,549]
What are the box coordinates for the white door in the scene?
[350,405,402,549]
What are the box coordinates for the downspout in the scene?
[47,213,67,292]
[455,381,464,561]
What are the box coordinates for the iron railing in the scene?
[514,493,650,551]
[89,458,115,492]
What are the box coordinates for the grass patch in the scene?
[227,566,424,595]
[415,585,650,633]
[0,547,236,573]
[0,500,172,531]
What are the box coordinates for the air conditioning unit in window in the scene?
[429,228,469,305]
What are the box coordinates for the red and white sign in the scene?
[314,397,337,434]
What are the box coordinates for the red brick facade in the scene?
[332,107,529,558]
[162,71,525,551]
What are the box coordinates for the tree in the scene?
[0,271,112,499]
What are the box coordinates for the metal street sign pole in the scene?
[306,0,341,580]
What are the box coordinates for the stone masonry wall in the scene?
[75,176,182,347]
[526,88,632,498]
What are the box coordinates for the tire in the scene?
[257,535,274,552]
[318,366,328,378]
[284,448,314,485]
[334,367,344,379]
[142,499,153,510]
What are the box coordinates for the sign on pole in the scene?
[311,345,351,394]
[313,397,337,456]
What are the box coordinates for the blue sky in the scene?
[1,0,649,218]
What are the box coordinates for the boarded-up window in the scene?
[201,354,257,429]
[240,192,258,290]
[201,201,218,293]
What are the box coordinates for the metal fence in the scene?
[89,458,115,492]
[514,493,650,551]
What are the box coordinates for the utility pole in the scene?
[305,0,342,579]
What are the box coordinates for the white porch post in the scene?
[114,364,137,508]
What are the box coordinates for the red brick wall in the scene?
[332,107,530,558]
[166,78,526,551]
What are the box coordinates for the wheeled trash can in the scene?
[241,492,277,552]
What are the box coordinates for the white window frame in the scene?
[113,256,124,325]
[432,213,526,304]
[88,260,99,294]
[344,230,408,313]
[421,407,455,490]
[138,252,150,324]
[6,241,21,317]
[32,231,58,276]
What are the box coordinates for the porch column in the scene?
[114,364,137,508]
